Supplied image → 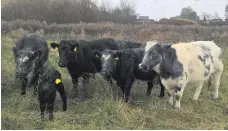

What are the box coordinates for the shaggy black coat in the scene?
[12,34,49,95]
[94,48,165,102]
[37,66,67,121]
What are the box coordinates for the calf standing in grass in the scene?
[12,34,48,95]
[37,66,67,121]
[139,41,223,109]
[93,48,165,102]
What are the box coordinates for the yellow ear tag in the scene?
[114,57,118,60]
[74,47,77,52]
[55,78,61,84]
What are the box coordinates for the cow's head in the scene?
[139,44,171,72]
[50,40,79,67]
[12,47,42,79]
[38,68,62,85]
[92,49,121,79]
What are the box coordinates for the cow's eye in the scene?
[152,51,157,56]
[45,77,49,80]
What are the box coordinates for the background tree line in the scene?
[1,0,137,24]
[1,0,228,25]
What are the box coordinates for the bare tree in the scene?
[2,0,137,24]
[201,12,212,20]
[213,12,220,19]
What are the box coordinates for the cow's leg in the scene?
[82,74,90,87]
[146,81,153,96]
[40,102,46,120]
[21,78,28,95]
[161,79,173,105]
[158,77,165,98]
[56,83,67,111]
[38,92,46,120]
[193,81,204,100]
[71,77,79,97]
[174,84,186,109]
[47,89,56,121]
[211,70,223,99]
[124,78,134,103]
[32,79,39,96]
[167,90,174,106]
[117,79,125,95]
[47,103,54,121]
[82,74,91,97]
[47,100,55,121]
[107,76,113,86]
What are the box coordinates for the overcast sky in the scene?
[99,0,228,20]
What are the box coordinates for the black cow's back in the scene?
[88,38,118,51]
[116,40,143,49]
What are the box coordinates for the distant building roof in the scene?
[211,19,223,22]
[138,16,149,20]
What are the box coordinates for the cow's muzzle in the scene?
[58,62,66,67]
[138,64,147,71]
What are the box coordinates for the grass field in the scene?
[1,32,228,130]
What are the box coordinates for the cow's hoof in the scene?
[21,91,26,95]
[49,115,54,121]
[41,115,45,121]
[33,92,37,96]
[63,106,67,111]
[146,92,151,96]
[123,97,130,103]
[159,93,165,98]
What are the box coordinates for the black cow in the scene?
[12,34,49,95]
[115,40,144,49]
[37,66,67,121]
[93,48,165,102]
[50,38,120,97]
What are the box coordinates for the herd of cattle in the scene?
[12,34,224,121]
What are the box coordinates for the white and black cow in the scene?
[12,34,49,95]
[139,41,224,109]
[93,48,165,102]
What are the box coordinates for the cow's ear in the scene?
[113,51,122,60]
[71,44,79,52]
[50,42,59,50]
[92,50,102,59]
[161,48,183,77]
[158,44,171,50]
[33,50,42,58]
[12,47,17,56]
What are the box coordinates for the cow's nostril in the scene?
[58,62,65,67]
[101,71,106,76]
[139,64,147,71]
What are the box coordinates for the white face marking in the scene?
[153,63,160,73]
[19,56,29,63]
[102,54,111,61]
[145,41,158,52]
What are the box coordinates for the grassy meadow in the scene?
[1,28,228,130]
